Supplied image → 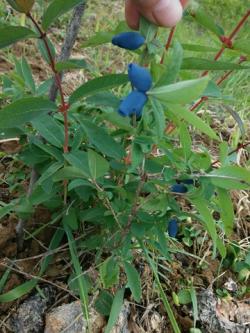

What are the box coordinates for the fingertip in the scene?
[153,0,183,27]
[125,0,140,30]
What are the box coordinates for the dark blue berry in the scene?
[181,179,194,185]
[112,32,145,50]
[171,184,188,193]
[168,219,178,238]
[118,91,147,118]
[128,63,152,93]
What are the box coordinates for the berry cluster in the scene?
[112,32,152,119]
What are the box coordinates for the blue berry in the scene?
[128,63,152,93]
[181,179,194,185]
[118,91,147,118]
[171,184,188,193]
[112,32,145,50]
[168,219,178,238]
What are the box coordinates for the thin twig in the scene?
[16,4,86,252]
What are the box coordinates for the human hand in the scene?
[125,0,188,30]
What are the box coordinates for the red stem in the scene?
[27,13,69,154]
[211,142,250,167]
[160,26,176,64]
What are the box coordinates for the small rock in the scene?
[45,301,105,333]
[9,286,56,333]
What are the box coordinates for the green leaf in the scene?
[64,151,90,177]
[190,198,219,257]
[139,16,158,42]
[55,58,90,72]
[21,57,36,93]
[69,74,128,104]
[53,166,87,181]
[157,41,183,86]
[6,0,35,13]
[181,58,249,70]
[100,257,119,289]
[177,289,191,304]
[190,7,224,37]
[88,149,109,180]
[64,224,89,323]
[37,37,56,64]
[233,39,250,55]
[0,204,14,219]
[95,291,113,316]
[104,288,125,333]
[150,98,165,139]
[149,77,209,105]
[77,117,125,160]
[217,188,234,236]
[124,262,141,303]
[209,166,250,190]
[62,208,78,231]
[167,105,219,141]
[0,97,57,129]
[81,32,113,48]
[181,43,218,52]
[179,123,192,160]
[42,0,85,31]
[37,161,63,185]
[0,26,37,49]
[32,115,64,148]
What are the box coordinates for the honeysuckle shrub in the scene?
[0,1,249,332]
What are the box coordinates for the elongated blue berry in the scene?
[128,63,152,93]
[168,219,178,238]
[112,32,145,50]
[118,91,147,118]
[171,184,188,193]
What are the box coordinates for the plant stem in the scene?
[160,26,176,64]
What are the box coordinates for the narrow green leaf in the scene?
[87,149,109,180]
[190,198,218,257]
[181,43,218,52]
[157,41,183,86]
[64,224,89,323]
[42,0,85,31]
[179,123,192,160]
[181,58,249,70]
[104,288,125,333]
[77,117,125,160]
[69,74,128,104]
[37,161,63,185]
[0,26,37,49]
[21,57,36,93]
[81,31,113,48]
[233,39,250,55]
[190,8,224,37]
[217,188,234,236]
[0,97,57,129]
[209,166,250,190]
[167,105,219,141]
[124,262,141,303]
[149,77,209,105]
[55,59,90,72]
